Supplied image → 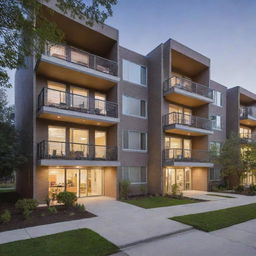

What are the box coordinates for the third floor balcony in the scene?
[163,112,213,136]
[37,88,119,126]
[240,106,256,126]
[35,44,120,90]
[163,75,213,107]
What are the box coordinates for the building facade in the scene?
[15,2,255,202]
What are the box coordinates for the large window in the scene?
[121,167,147,184]
[209,142,221,155]
[240,126,252,139]
[213,90,222,107]
[209,168,221,181]
[211,115,222,130]
[123,130,147,151]
[122,95,146,118]
[122,59,147,86]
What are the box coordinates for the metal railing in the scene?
[163,75,213,99]
[163,112,212,130]
[163,148,210,162]
[38,140,117,161]
[47,44,118,76]
[38,88,118,118]
[240,106,256,119]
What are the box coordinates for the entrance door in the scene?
[165,168,175,194]
[80,169,87,197]
[176,169,184,191]
[66,169,79,196]
[87,168,103,196]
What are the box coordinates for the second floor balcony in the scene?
[37,88,119,126]
[36,44,120,90]
[163,75,213,107]
[240,106,256,126]
[163,112,213,136]
[37,140,119,166]
[163,148,213,167]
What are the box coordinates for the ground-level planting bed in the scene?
[122,196,202,209]
[171,203,256,232]
[0,228,119,256]
[0,202,95,232]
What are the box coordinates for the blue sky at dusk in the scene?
[7,0,256,104]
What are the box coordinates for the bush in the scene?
[249,185,256,192]
[0,210,11,223]
[48,206,57,214]
[56,191,77,207]
[23,208,32,219]
[15,198,38,219]
[74,203,85,212]
[234,185,245,193]
[45,196,51,207]
[119,180,130,200]
[171,184,178,196]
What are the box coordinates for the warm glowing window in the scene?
[47,81,66,105]
[70,48,89,66]
[49,45,66,59]
[70,86,88,109]
[48,126,66,156]
[95,131,106,159]
[240,126,251,139]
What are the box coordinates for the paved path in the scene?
[0,191,255,250]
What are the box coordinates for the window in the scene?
[211,115,222,130]
[122,59,147,86]
[121,167,147,184]
[123,131,147,151]
[47,81,66,105]
[209,168,221,181]
[210,142,221,155]
[213,90,222,107]
[122,95,146,118]
[240,126,252,139]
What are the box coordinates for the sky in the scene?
[6,0,256,104]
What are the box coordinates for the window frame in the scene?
[122,95,147,119]
[121,166,147,184]
[209,168,221,181]
[213,90,223,107]
[211,115,222,130]
[122,130,148,152]
[122,59,148,87]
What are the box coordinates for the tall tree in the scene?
[0,0,118,88]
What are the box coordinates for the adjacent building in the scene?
[15,2,255,202]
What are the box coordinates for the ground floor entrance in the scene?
[48,167,104,199]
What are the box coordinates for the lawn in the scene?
[171,203,256,232]
[0,229,119,256]
[122,196,200,209]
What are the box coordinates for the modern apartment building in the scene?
[15,2,255,202]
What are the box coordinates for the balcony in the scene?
[240,132,256,143]
[37,140,119,167]
[163,148,213,167]
[35,44,119,90]
[240,106,256,126]
[163,112,213,136]
[37,88,119,126]
[163,75,213,107]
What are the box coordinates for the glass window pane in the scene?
[48,168,65,199]
[49,45,66,59]
[47,81,66,105]
[95,131,106,159]
[95,92,106,115]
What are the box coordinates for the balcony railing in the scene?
[240,106,256,119]
[47,44,118,76]
[163,112,212,130]
[38,140,117,161]
[163,75,213,99]
[163,148,211,162]
[38,88,118,118]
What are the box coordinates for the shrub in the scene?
[249,185,256,192]
[45,196,51,207]
[0,210,11,223]
[15,199,38,213]
[56,191,77,207]
[171,184,178,196]
[119,180,130,200]
[234,185,245,193]
[48,206,57,214]
[23,208,32,219]
[74,203,85,212]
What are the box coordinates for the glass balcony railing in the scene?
[163,148,211,162]
[240,106,256,119]
[38,88,118,118]
[163,112,212,130]
[163,75,213,99]
[38,140,117,161]
[47,44,118,76]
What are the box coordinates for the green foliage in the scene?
[0,209,11,223]
[45,196,51,207]
[171,184,178,196]
[56,191,77,207]
[139,184,147,195]
[0,0,118,88]
[15,198,38,218]
[119,180,130,200]
[234,185,245,193]
[23,208,32,219]
[48,206,58,214]
[74,203,85,212]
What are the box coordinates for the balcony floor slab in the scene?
[164,124,213,136]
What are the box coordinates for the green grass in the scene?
[122,196,199,209]
[206,194,235,198]
[171,203,256,232]
[0,188,15,193]
[0,229,119,256]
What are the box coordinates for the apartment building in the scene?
[15,2,254,202]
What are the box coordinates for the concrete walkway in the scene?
[0,191,255,249]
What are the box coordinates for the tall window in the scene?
[211,115,222,130]
[240,126,252,139]
[209,168,221,181]
[121,167,147,184]
[209,142,221,155]
[122,59,147,86]
[47,81,66,105]
[122,95,146,118]
[213,90,222,107]
[123,131,147,151]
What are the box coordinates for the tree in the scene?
[212,134,245,189]
[0,0,118,88]
[0,89,27,178]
